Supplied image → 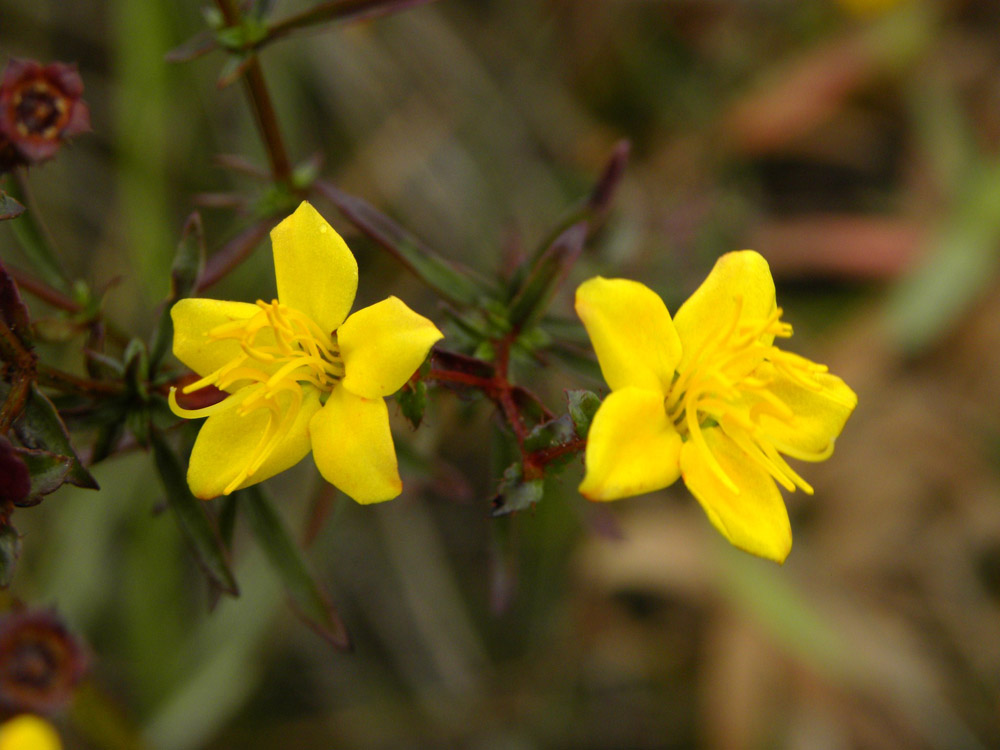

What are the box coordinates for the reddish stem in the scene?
[6,266,81,313]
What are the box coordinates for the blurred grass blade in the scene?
[314,180,490,307]
[150,213,206,373]
[14,384,97,489]
[266,0,441,44]
[5,176,70,291]
[886,161,1000,353]
[150,429,239,597]
[507,222,585,333]
[240,485,351,650]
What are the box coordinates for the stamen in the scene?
[176,299,346,494]
[667,302,828,496]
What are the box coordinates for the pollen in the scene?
[664,297,827,496]
[169,299,345,494]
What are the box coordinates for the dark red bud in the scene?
[0,59,90,167]
[0,608,88,714]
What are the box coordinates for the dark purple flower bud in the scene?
[0,609,88,714]
[0,438,30,507]
[0,59,90,168]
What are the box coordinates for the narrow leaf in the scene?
[4,177,69,291]
[150,213,205,373]
[266,0,441,44]
[150,429,239,597]
[314,180,491,307]
[507,222,586,333]
[164,30,218,63]
[241,485,351,650]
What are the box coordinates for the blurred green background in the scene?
[4,0,1000,747]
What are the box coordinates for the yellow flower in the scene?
[575,251,856,562]
[169,201,443,503]
[0,715,62,750]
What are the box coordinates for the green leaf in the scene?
[524,414,575,453]
[507,222,586,334]
[15,447,74,499]
[0,190,25,221]
[0,524,21,588]
[314,180,492,308]
[240,485,351,650]
[150,213,206,373]
[491,463,544,517]
[164,30,219,63]
[13,384,97,490]
[266,0,442,44]
[395,379,427,429]
[150,429,239,597]
[4,178,69,291]
[567,389,601,439]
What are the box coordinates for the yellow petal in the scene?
[271,201,358,333]
[575,277,680,394]
[338,296,443,399]
[187,389,321,499]
[673,251,776,371]
[680,428,791,563]
[171,298,264,383]
[310,388,402,504]
[0,716,62,750]
[579,386,682,501]
[754,368,857,461]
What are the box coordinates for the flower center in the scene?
[169,299,344,494]
[664,298,828,495]
[12,82,68,139]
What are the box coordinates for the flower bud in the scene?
[0,59,90,170]
[0,610,87,714]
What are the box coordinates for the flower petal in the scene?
[673,251,776,371]
[338,296,443,399]
[754,368,857,461]
[680,428,791,563]
[187,389,321,499]
[271,201,358,333]
[310,388,402,504]
[172,298,265,383]
[579,386,682,501]
[575,277,680,394]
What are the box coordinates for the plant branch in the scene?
[214,0,293,186]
